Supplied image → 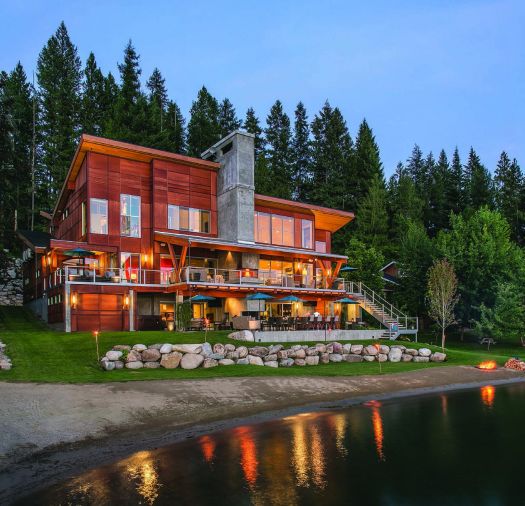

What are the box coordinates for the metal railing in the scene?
[60,266,172,286]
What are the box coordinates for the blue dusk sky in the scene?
[0,0,523,175]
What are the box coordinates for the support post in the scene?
[65,282,71,333]
[129,289,135,331]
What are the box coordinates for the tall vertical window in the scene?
[120,194,140,237]
[121,253,140,282]
[90,198,108,234]
[271,215,294,247]
[167,205,210,233]
[255,212,271,243]
[301,219,313,249]
[81,202,87,236]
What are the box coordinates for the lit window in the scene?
[169,205,210,233]
[168,205,179,230]
[315,241,327,253]
[120,194,140,237]
[301,219,313,249]
[282,216,294,247]
[255,212,271,243]
[81,202,86,236]
[271,215,294,246]
[90,198,108,234]
[121,253,140,282]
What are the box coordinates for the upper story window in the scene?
[81,202,87,237]
[301,219,313,249]
[168,205,210,234]
[121,194,141,237]
[90,198,108,234]
[315,240,327,253]
[254,211,295,247]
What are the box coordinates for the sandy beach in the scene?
[1,366,523,503]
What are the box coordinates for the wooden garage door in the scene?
[75,293,124,331]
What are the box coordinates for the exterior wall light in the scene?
[123,294,130,310]
[71,293,78,309]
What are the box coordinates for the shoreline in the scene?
[1,366,524,503]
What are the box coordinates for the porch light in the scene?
[123,294,130,310]
[71,292,78,309]
[46,255,51,266]
[142,253,149,265]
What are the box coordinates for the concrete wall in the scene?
[252,329,385,342]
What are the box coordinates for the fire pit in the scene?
[476,361,497,370]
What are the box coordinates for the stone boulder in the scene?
[364,345,379,356]
[363,355,375,362]
[248,355,264,366]
[218,358,235,366]
[126,361,143,369]
[430,352,447,362]
[160,344,173,354]
[226,351,240,360]
[213,343,226,355]
[280,358,294,367]
[264,354,278,362]
[249,346,269,357]
[114,360,124,369]
[306,347,319,356]
[101,359,115,371]
[413,356,430,363]
[329,353,343,363]
[405,348,419,356]
[315,344,327,353]
[113,345,131,351]
[172,344,203,354]
[305,356,319,366]
[106,350,122,361]
[126,350,142,362]
[132,344,147,352]
[148,344,163,350]
[320,353,330,364]
[181,353,204,369]
[378,353,388,362]
[144,361,160,369]
[294,358,306,366]
[331,342,343,354]
[379,345,390,355]
[224,343,236,352]
[236,358,249,365]
[160,351,183,369]
[350,344,364,355]
[388,348,403,363]
[401,353,413,362]
[141,349,161,362]
[345,354,364,363]
[203,358,218,368]
[342,344,352,354]
[264,361,279,368]
[228,330,254,342]
[268,344,284,355]
[209,353,225,360]
[200,342,213,357]
[277,349,288,359]
[294,348,306,359]
[237,346,249,358]
[418,348,432,357]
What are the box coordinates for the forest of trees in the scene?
[1,22,524,338]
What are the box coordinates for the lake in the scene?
[17,382,525,505]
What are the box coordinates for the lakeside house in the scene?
[17,131,416,337]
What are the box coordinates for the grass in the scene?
[0,306,522,384]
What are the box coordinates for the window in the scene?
[315,240,327,253]
[121,253,140,282]
[255,212,271,243]
[81,202,86,236]
[271,215,294,247]
[301,219,313,249]
[167,205,210,233]
[121,194,140,237]
[90,198,108,234]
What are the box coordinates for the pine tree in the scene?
[309,101,353,210]
[165,100,186,154]
[446,147,464,215]
[145,67,169,148]
[355,174,389,252]
[353,118,383,204]
[81,52,106,135]
[428,149,449,234]
[0,71,14,248]
[405,144,427,193]
[421,151,436,231]
[187,86,221,157]
[494,151,524,242]
[37,21,82,205]
[146,67,167,110]
[264,100,293,199]
[291,102,311,200]
[218,98,241,138]
[101,72,118,134]
[244,107,264,158]
[465,147,493,210]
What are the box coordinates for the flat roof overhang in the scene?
[154,231,348,262]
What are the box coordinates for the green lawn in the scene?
[0,306,521,384]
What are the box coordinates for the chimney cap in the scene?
[201,129,255,160]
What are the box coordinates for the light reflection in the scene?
[440,394,448,417]
[481,385,495,408]
[124,451,161,505]
[234,426,259,488]
[292,417,309,487]
[199,435,216,463]
[309,424,326,489]
[329,414,348,457]
[368,401,385,461]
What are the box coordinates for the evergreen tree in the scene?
[291,101,311,200]
[146,67,168,110]
[494,151,524,242]
[165,100,186,154]
[254,155,273,195]
[0,71,14,248]
[187,86,220,157]
[309,101,353,210]
[218,98,241,138]
[355,174,389,252]
[405,144,427,193]
[344,238,385,293]
[465,147,493,210]
[244,107,264,158]
[36,21,82,205]
[145,67,170,148]
[353,118,383,204]
[264,100,293,199]
[446,147,464,215]
[81,52,106,135]
[421,151,436,231]
[428,149,449,234]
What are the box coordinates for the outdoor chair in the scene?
[333,315,340,329]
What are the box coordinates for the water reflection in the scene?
[234,426,259,488]
[481,385,495,408]
[199,434,216,463]
[124,451,161,505]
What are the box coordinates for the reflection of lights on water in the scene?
[368,402,385,462]
[328,414,348,457]
[440,394,448,416]
[292,419,309,487]
[481,385,495,408]
[309,424,326,489]
[199,434,216,463]
[234,426,259,488]
[124,451,161,505]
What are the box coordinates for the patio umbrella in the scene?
[63,248,96,267]
[246,292,273,317]
[334,297,359,304]
[189,294,216,321]
[340,265,358,272]
[277,295,305,317]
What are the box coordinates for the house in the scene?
[18,131,374,333]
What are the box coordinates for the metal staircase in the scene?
[344,281,418,340]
